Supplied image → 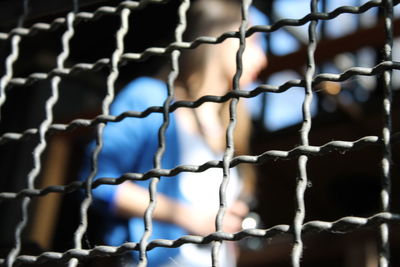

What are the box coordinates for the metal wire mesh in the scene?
[0,0,399,266]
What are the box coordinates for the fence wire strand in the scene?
[1,59,399,149]
[0,212,399,266]
[0,133,399,201]
[0,0,399,266]
[0,0,390,91]
[291,0,318,265]
[137,0,189,265]
[379,0,394,266]
[211,0,251,265]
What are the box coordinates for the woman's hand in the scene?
[175,200,249,236]
[115,182,249,236]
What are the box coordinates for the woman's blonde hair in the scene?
[177,0,257,197]
[177,0,242,90]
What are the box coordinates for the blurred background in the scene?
[0,0,399,266]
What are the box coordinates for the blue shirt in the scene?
[80,77,187,266]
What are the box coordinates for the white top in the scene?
[162,116,242,267]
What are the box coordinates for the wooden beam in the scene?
[261,17,400,77]
[30,135,71,249]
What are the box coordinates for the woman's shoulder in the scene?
[112,77,167,113]
[120,77,167,102]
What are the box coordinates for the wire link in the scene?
[0,133,399,201]
[137,0,189,265]
[0,0,29,119]
[0,0,169,41]
[5,0,72,265]
[0,212,398,266]
[0,35,21,120]
[0,0,394,41]
[3,0,397,92]
[379,0,394,266]
[67,6,131,267]
[291,0,318,266]
[212,0,251,265]
[2,59,400,147]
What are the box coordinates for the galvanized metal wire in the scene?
[0,133,399,199]
[138,1,189,265]
[0,0,399,266]
[211,0,251,265]
[291,0,318,265]
[0,0,392,91]
[68,5,132,267]
[0,212,399,266]
[1,60,400,147]
[379,0,394,266]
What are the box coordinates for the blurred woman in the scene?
[80,0,267,266]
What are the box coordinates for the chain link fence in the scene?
[0,0,399,266]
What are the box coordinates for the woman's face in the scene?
[215,30,267,89]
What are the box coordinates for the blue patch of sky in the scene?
[249,0,396,130]
[260,0,319,130]
[263,70,318,131]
